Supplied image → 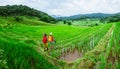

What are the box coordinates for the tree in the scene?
[14,16,23,22]
[68,22,72,25]
[100,13,120,23]
[0,5,56,23]
[63,21,67,24]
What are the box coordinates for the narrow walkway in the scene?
[34,42,67,68]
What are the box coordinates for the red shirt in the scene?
[42,36,47,43]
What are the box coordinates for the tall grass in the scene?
[1,15,120,69]
[50,24,112,58]
[0,36,59,69]
[0,16,60,69]
[105,22,120,69]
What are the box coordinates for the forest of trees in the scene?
[0,5,56,23]
[100,13,120,23]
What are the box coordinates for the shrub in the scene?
[68,22,72,25]
[14,16,23,22]
[63,21,66,24]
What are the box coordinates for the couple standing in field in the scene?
[42,32,55,51]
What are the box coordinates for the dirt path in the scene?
[60,49,82,62]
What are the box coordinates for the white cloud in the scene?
[0,0,120,16]
[0,0,25,5]
[48,0,120,16]
[24,0,50,11]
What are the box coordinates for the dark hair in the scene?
[44,34,47,36]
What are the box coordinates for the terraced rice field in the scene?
[0,16,120,69]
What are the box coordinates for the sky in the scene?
[0,0,120,16]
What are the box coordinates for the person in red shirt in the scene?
[42,34,48,51]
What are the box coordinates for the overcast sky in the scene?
[0,0,120,16]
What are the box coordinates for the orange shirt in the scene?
[48,35,54,42]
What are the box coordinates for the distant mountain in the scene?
[51,15,62,18]
[55,13,116,20]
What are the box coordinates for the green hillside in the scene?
[0,5,56,23]
[0,16,59,69]
[0,14,120,69]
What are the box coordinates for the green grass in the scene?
[48,23,112,58]
[0,16,59,69]
[0,15,120,69]
[57,19,103,26]
[105,22,120,69]
[0,37,59,69]
[0,15,52,26]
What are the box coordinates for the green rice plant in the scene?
[0,49,9,69]
[50,24,112,58]
[0,37,59,69]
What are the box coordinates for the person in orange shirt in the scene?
[48,32,55,50]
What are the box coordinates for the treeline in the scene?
[100,13,120,23]
[0,5,56,23]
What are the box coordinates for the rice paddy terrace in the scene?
[0,16,120,69]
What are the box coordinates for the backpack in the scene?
[48,36,53,42]
[42,36,47,43]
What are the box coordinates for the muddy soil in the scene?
[60,49,83,62]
